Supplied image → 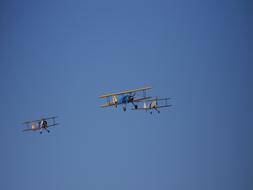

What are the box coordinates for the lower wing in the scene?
[100,102,117,108]
[100,97,152,108]
[156,105,172,108]
[132,97,152,103]
[22,127,40,132]
[131,105,172,110]
[46,123,59,128]
[131,108,148,111]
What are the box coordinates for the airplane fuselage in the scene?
[115,95,137,111]
[39,120,47,129]
[117,95,134,105]
[149,101,157,109]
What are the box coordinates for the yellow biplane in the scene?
[99,86,152,111]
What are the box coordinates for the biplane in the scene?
[22,116,59,134]
[132,98,172,114]
[99,86,152,111]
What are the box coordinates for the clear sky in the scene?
[0,0,253,190]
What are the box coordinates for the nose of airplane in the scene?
[129,96,134,102]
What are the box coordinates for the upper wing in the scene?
[156,105,172,108]
[43,116,57,120]
[46,123,59,128]
[99,86,152,98]
[22,116,57,125]
[22,120,39,125]
[138,98,171,102]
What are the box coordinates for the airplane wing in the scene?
[99,86,152,98]
[22,124,59,132]
[138,98,171,102]
[156,105,172,108]
[42,116,58,120]
[131,107,148,110]
[100,97,152,108]
[22,127,41,132]
[132,96,152,103]
[131,104,172,110]
[22,116,57,125]
[100,102,117,108]
[22,119,42,125]
[46,123,59,128]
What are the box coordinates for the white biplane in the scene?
[22,116,59,134]
[132,98,172,114]
[99,86,152,111]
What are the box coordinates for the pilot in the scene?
[44,120,47,127]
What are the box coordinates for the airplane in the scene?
[132,98,172,114]
[99,86,152,111]
[22,116,59,134]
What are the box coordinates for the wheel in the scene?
[40,131,42,134]
[123,107,126,112]
[134,105,138,109]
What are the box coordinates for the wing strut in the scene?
[143,90,146,98]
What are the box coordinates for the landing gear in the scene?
[45,127,50,133]
[40,131,42,134]
[131,102,138,109]
[123,107,126,112]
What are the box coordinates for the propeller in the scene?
[129,93,138,109]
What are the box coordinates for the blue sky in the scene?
[0,0,253,190]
